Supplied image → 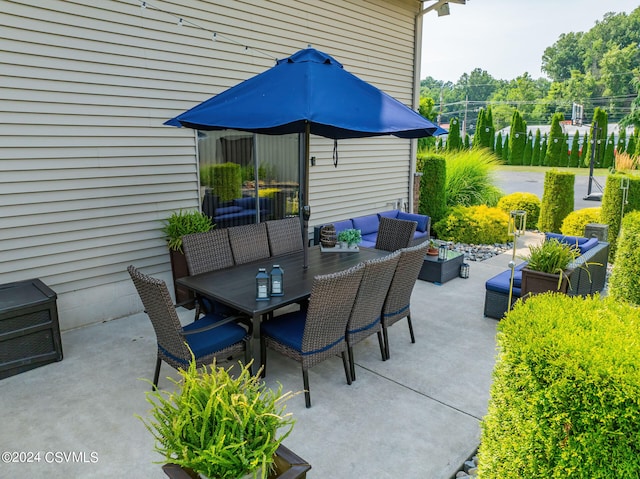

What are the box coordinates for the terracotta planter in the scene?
[521,268,570,297]
[169,249,195,309]
[161,444,311,479]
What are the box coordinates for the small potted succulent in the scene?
[337,228,362,249]
[427,239,439,256]
[141,358,309,479]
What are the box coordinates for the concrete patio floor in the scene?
[0,233,542,479]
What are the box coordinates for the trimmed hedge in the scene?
[478,294,640,478]
[600,173,640,262]
[433,205,509,244]
[496,192,540,230]
[608,211,640,305]
[201,162,242,202]
[538,170,574,233]
[560,207,601,236]
[419,154,448,225]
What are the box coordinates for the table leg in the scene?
[251,313,262,376]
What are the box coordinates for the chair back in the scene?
[266,217,304,256]
[228,222,271,264]
[375,216,417,251]
[347,251,400,344]
[127,265,190,361]
[302,263,365,365]
[182,229,234,275]
[382,241,429,324]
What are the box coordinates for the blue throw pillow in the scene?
[397,211,429,233]
[378,210,400,219]
[578,237,599,254]
[545,232,587,246]
[352,214,380,235]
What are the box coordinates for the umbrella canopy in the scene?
[165,48,446,139]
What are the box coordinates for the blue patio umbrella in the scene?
[166,48,446,266]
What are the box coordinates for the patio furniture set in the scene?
[128,215,428,407]
[483,233,610,319]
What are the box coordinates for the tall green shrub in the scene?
[600,173,640,261]
[538,170,574,233]
[540,134,548,166]
[494,132,503,159]
[508,111,527,165]
[608,211,640,305]
[443,149,503,207]
[604,133,615,169]
[584,107,608,167]
[522,133,533,165]
[531,129,541,166]
[447,117,462,151]
[207,162,242,202]
[545,113,565,167]
[501,134,510,163]
[617,128,627,154]
[627,134,637,157]
[568,131,580,167]
[419,154,448,224]
[478,294,640,479]
[475,108,487,148]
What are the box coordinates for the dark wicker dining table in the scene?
[177,245,390,373]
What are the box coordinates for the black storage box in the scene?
[0,278,63,379]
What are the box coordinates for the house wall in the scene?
[0,0,422,330]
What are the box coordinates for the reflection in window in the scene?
[197,130,299,228]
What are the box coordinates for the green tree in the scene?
[540,134,548,166]
[584,107,608,167]
[522,132,533,166]
[447,117,462,151]
[486,107,496,151]
[464,133,471,149]
[617,127,627,153]
[628,134,637,157]
[604,132,615,168]
[541,32,585,81]
[620,77,640,129]
[546,113,565,167]
[502,134,510,163]
[508,110,527,165]
[418,96,438,152]
[568,132,580,167]
[475,108,487,148]
[495,131,503,158]
[531,129,542,166]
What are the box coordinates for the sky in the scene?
[420,0,640,83]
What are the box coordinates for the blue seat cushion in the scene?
[413,230,428,242]
[397,211,429,233]
[577,237,598,254]
[485,263,527,296]
[215,206,243,215]
[182,313,246,359]
[352,214,380,235]
[378,210,400,219]
[261,310,306,352]
[233,197,257,209]
[361,233,377,247]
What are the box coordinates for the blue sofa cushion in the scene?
[397,211,429,233]
[577,237,598,254]
[332,219,354,233]
[352,214,380,236]
[182,313,246,360]
[485,262,527,295]
[378,210,400,219]
[360,234,377,248]
[545,233,587,246]
[215,206,243,215]
[233,197,256,209]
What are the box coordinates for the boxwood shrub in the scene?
[496,192,540,230]
[560,207,601,236]
[433,205,509,244]
[418,154,448,225]
[200,162,242,202]
[600,173,640,262]
[478,294,640,478]
[608,211,640,306]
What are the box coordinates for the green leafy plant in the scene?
[496,192,541,230]
[479,294,640,478]
[537,169,575,233]
[608,211,640,306]
[442,149,503,207]
[337,228,362,246]
[162,210,213,253]
[140,358,295,479]
[433,205,509,244]
[560,207,601,236]
[418,154,447,224]
[522,238,579,275]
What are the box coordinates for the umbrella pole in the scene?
[302,122,310,268]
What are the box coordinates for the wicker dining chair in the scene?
[381,240,429,360]
[127,265,251,388]
[266,217,304,256]
[228,222,271,265]
[182,229,236,318]
[375,216,417,252]
[260,263,365,408]
[346,251,400,379]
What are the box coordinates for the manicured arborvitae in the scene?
[579,132,588,167]
[502,134,510,163]
[419,154,448,225]
[608,211,640,305]
[538,169,575,233]
[522,134,533,165]
[617,128,627,154]
[531,129,541,166]
[540,134,548,165]
[508,110,527,165]
[447,117,462,151]
[627,134,637,157]
[495,132,503,159]
[464,133,471,149]
[568,131,580,167]
[604,132,615,169]
[437,137,444,151]
[545,113,565,167]
[475,109,487,148]
[600,173,640,261]
[584,107,608,167]
[487,106,496,151]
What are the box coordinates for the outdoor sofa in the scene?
[202,191,272,229]
[313,209,430,248]
[484,233,609,319]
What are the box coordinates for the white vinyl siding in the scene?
[0,0,419,330]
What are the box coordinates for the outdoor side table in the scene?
[0,278,63,379]
[418,250,464,284]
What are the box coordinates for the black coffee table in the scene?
[418,250,464,284]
